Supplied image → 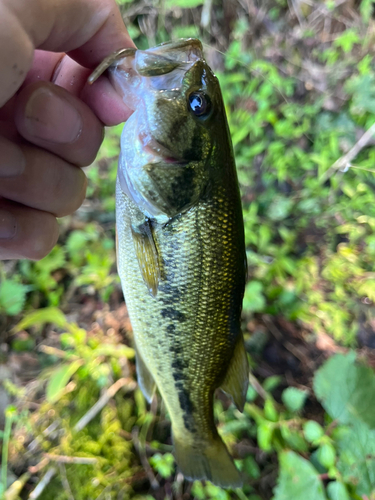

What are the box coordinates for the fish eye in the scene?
[188,92,211,118]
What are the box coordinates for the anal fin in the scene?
[131,219,160,296]
[220,334,249,412]
[135,349,156,403]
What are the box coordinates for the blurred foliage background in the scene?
[1,0,375,498]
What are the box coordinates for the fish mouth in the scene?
[139,132,187,165]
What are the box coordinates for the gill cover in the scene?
[102,40,214,222]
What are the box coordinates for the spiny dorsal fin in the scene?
[131,219,160,297]
[220,334,249,412]
[135,348,156,403]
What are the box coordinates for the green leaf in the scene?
[273,451,327,500]
[360,0,374,23]
[263,376,282,393]
[149,452,175,478]
[303,421,324,443]
[205,482,230,500]
[46,361,82,403]
[264,399,279,422]
[243,456,261,479]
[191,482,206,500]
[335,421,375,496]
[316,443,336,469]
[267,196,294,221]
[326,481,350,500]
[14,307,68,332]
[243,281,266,313]
[282,387,308,413]
[333,29,360,53]
[314,352,375,428]
[0,280,29,316]
[257,422,274,451]
[280,425,308,452]
[165,0,204,7]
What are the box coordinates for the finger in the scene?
[0,0,135,106]
[80,76,133,125]
[14,81,104,166]
[52,55,133,124]
[0,199,59,261]
[0,138,87,217]
[22,50,64,87]
[20,52,132,126]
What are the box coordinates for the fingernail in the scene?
[0,137,25,177]
[24,88,83,144]
[0,210,17,239]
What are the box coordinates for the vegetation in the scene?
[1,0,375,498]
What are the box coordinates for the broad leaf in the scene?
[273,451,326,500]
[326,481,350,500]
[335,421,375,496]
[314,352,375,428]
[0,280,29,316]
[282,387,308,412]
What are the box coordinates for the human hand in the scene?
[0,0,135,260]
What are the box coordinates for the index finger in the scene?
[0,0,135,106]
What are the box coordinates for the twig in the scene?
[263,315,282,341]
[43,453,98,465]
[249,372,269,401]
[38,345,79,360]
[319,122,375,183]
[94,485,111,500]
[118,429,173,453]
[74,378,136,432]
[325,419,338,436]
[263,315,315,370]
[132,427,159,489]
[28,420,61,454]
[288,0,304,26]
[5,472,31,500]
[28,458,49,474]
[29,467,56,499]
[58,464,74,500]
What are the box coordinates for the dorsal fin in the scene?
[131,219,160,297]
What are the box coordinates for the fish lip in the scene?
[139,132,187,165]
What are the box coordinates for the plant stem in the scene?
[1,411,13,494]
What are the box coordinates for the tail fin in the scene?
[173,434,242,488]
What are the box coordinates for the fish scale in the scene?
[93,38,249,487]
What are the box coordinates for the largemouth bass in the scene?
[90,39,248,487]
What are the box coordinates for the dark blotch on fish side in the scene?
[171,357,187,371]
[175,380,195,431]
[166,323,175,334]
[172,371,184,381]
[158,282,184,301]
[182,129,203,161]
[161,307,186,322]
[169,342,183,355]
[168,167,196,208]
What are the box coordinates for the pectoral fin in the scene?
[131,219,160,296]
[135,350,156,403]
[220,335,249,412]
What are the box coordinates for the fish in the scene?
[89,38,248,488]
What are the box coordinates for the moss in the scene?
[24,377,138,500]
